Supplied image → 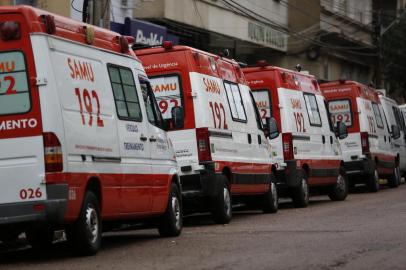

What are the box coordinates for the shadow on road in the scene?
[0,232,160,264]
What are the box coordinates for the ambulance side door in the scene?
[107,64,153,214]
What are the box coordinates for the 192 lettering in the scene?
[209,101,228,129]
[294,112,306,132]
[20,188,42,200]
[1,76,16,95]
[75,88,104,127]
[159,99,179,114]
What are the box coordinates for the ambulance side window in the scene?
[108,64,142,122]
[372,103,384,129]
[139,75,164,129]
[224,81,247,122]
[392,106,403,131]
[303,93,322,126]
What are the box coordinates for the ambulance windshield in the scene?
[148,75,182,120]
[0,51,30,115]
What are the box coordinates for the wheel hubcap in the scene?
[271,182,278,208]
[374,170,379,187]
[223,187,231,217]
[171,195,181,229]
[302,179,309,201]
[336,174,346,193]
[85,205,99,244]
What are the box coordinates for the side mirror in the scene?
[335,121,348,140]
[266,117,279,140]
[171,106,184,129]
[391,124,401,139]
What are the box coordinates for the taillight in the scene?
[43,132,63,172]
[360,132,370,155]
[282,132,294,161]
[196,128,212,162]
[0,21,21,41]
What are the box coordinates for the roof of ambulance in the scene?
[0,5,138,59]
[135,45,240,65]
[242,65,317,80]
[320,80,368,89]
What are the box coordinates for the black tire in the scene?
[328,167,348,201]
[25,226,54,249]
[292,171,309,208]
[262,181,278,213]
[66,191,101,256]
[158,183,183,237]
[210,176,232,224]
[388,165,400,188]
[366,168,380,192]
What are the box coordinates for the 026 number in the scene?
[19,188,42,200]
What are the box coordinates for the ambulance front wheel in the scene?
[66,191,101,256]
[210,176,232,224]
[388,165,400,188]
[366,168,380,192]
[292,170,309,208]
[328,167,348,201]
[158,183,183,237]
[262,181,278,213]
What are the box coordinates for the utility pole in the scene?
[83,0,110,28]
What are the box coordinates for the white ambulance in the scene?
[0,6,182,255]
[243,63,349,208]
[136,44,278,224]
[321,80,400,191]
[379,94,405,180]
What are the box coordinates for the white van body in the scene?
[321,81,398,191]
[137,46,278,224]
[244,65,348,208]
[0,6,181,255]
[379,95,406,175]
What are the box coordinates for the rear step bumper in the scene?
[0,183,68,225]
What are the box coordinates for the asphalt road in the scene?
[1,184,406,270]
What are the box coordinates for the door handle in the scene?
[258,134,262,145]
[330,136,333,144]
[322,135,326,144]
[149,136,157,142]
[248,134,252,144]
[140,134,148,141]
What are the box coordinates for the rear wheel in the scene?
[158,183,183,237]
[388,165,400,188]
[25,226,54,249]
[66,191,101,256]
[262,181,278,213]
[366,168,380,192]
[292,172,309,208]
[328,167,348,201]
[210,176,232,224]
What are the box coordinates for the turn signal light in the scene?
[360,132,370,155]
[196,128,212,162]
[282,132,294,161]
[43,132,63,172]
[0,21,21,41]
[163,41,173,50]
